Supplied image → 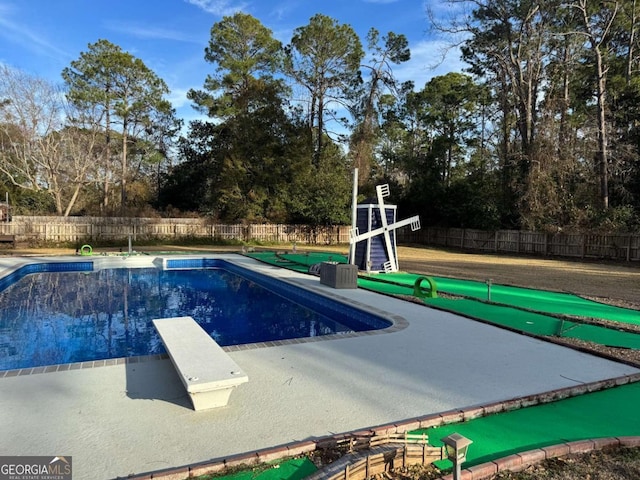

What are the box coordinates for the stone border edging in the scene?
[444,436,640,480]
[117,372,640,480]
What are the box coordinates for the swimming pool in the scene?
[0,258,391,371]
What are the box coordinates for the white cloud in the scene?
[167,86,193,110]
[423,0,470,21]
[268,2,296,21]
[184,0,249,16]
[106,21,202,44]
[0,4,70,61]
[394,39,467,89]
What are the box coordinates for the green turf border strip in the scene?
[422,297,640,351]
[245,252,640,353]
[356,271,640,353]
[249,251,640,326]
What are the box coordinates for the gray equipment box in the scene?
[320,262,358,289]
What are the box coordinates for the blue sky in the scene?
[0,0,464,126]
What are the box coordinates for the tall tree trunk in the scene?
[317,93,324,164]
[578,0,617,210]
[594,46,610,209]
[498,76,513,209]
[121,126,128,212]
[309,92,318,165]
[627,0,637,84]
[445,125,453,186]
[64,184,82,217]
[54,193,63,216]
[103,102,111,213]
[559,37,572,156]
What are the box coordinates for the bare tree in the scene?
[0,65,100,215]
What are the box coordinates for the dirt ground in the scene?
[396,246,640,308]
[387,446,640,480]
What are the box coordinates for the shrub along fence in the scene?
[397,227,640,262]
[0,216,351,245]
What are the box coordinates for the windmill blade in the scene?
[381,229,398,271]
[348,226,360,243]
[377,184,390,198]
[375,184,398,271]
[389,215,420,231]
[350,216,420,244]
[350,226,385,244]
[375,185,390,230]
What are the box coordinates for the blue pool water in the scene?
[0,260,390,371]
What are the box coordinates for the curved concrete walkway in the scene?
[0,255,637,479]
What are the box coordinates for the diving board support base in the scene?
[153,316,248,411]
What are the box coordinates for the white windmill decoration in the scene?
[348,170,421,273]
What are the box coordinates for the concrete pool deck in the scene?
[0,254,638,479]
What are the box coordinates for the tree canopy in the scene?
[1,6,639,233]
[62,39,178,214]
[286,14,364,164]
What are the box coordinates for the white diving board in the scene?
[153,316,248,411]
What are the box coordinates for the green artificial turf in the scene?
[206,458,317,480]
[247,251,640,348]
[420,382,640,469]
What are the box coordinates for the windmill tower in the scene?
[348,180,420,273]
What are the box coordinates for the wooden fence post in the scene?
[544,233,549,256]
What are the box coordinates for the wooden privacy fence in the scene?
[0,216,351,245]
[397,227,640,262]
[0,216,637,261]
